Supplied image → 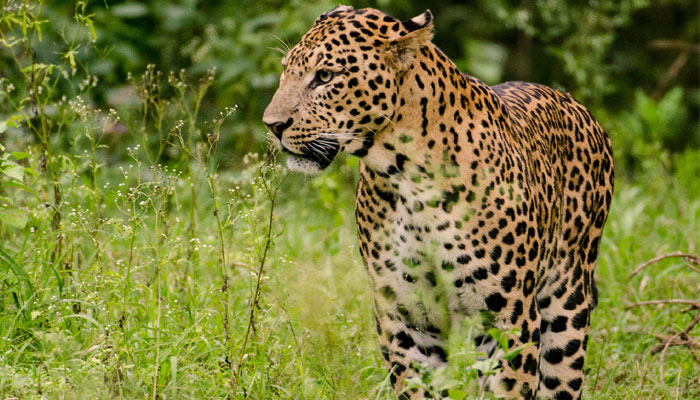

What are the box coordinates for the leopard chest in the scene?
[358,170,513,324]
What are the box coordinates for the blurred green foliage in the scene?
[2,0,696,176]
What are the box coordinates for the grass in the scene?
[1,145,698,399]
[1,2,698,399]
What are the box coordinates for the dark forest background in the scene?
[2,0,698,176]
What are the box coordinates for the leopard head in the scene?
[263,6,434,173]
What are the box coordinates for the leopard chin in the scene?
[286,154,323,175]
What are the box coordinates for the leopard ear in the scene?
[386,10,434,71]
[402,9,433,33]
[315,5,354,24]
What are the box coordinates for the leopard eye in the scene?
[314,69,334,85]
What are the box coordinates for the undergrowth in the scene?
[0,2,698,399]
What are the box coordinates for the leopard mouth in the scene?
[280,138,340,173]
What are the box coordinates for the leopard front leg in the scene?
[364,244,450,399]
[356,168,450,398]
[446,218,543,399]
[374,303,448,399]
[472,294,541,400]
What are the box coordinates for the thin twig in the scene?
[152,203,163,400]
[658,329,679,382]
[626,299,700,310]
[653,50,690,100]
[648,39,700,52]
[650,310,700,354]
[631,252,700,277]
[232,159,287,396]
[630,251,700,384]
[650,334,700,354]
[210,173,235,396]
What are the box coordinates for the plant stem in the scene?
[152,203,162,400]
[233,164,285,395]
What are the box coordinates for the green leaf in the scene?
[470,359,498,374]
[0,247,34,297]
[10,152,30,160]
[1,161,24,181]
[64,48,77,70]
[2,181,38,197]
[60,313,103,329]
[6,115,23,128]
[86,19,97,41]
[20,63,54,75]
[448,389,467,400]
[503,342,534,361]
[0,208,28,228]
[48,260,64,296]
[488,328,508,351]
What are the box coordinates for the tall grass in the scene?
[1,2,698,399]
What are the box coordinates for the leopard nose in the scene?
[264,118,293,140]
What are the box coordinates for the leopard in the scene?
[263,6,614,400]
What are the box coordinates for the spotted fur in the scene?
[263,6,614,400]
